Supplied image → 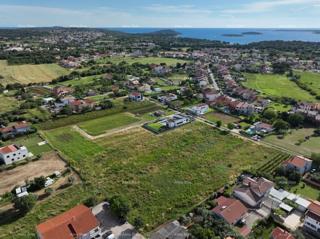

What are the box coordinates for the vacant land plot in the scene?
[78,113,140,136]
[0,60,68,85]
[97,56,188,66]
[46,123,275,229]
[294,70,320,95]
[204,111,240,125]
[264,128,320,156]
[0,123,277,238]
[60,75,101,87]
[243,73,316,102]
[0,152,66,195]
[5,134,52,156]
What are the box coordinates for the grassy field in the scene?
[0,122,277,238]
[4,134,52,155]
[0,60,69,85]
[0,94,20,112]
[243,73,316,102]
[59,75,101,87]
[294,70,320,96]
[78,112,140,136]
[97,56,189,66]
[264,128,320,156]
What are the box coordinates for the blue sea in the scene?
[111,28,320,44]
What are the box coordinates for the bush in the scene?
[110,195,130,220]
[13,194,37,214]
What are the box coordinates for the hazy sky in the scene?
[1,0,320,28]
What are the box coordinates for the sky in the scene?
[1,0,320,28]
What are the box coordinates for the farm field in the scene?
[97,56,189,65]
[78,112,140,136]
[243,73,316,102]
[4,134,52,156]
[0,60,69,85]
[264,128,320,156]
[0,122,277,238]
[0,152,66,195]
[294,70,320,95]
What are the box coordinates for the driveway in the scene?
[92,202,145,239]
[284,210,303,230]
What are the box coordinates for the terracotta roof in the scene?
[283,156,312,169]
[212,196,248,225]
[36,205,99,239]
[0,145,18,154]
[238,225,251,237]
[271,227,295,239]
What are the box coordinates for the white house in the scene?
[128,92,143,102]
[0,144,29,165]
[166,114,190,128]
[189,104,209,115]
[304,201,320,237]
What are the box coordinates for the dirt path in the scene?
[72,121,146,140]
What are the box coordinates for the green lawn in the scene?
[78,112,140,136]
[294,70,320,96]
[243,73,316,102]
[0,123,277,238]
[59,75,101,87]
[264,128,320,156]
[97,56,189,66]
[168,73,188,84]
[290,182,319,201]
[5,134,52,155]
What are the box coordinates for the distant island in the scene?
[222,32,263,38]
[222,34,243,37]
[242,31,263,35]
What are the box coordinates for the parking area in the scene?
[92,202,145,239]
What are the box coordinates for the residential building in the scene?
[128,92,143,102]
[166,114,190,128]
[212,196,248,225]
[150,220,189,239]
[0,144,29,165]
[283,155,313,175]
[188,103,209,115]
[271,227,294,239]
[252,122,274,134]
[69,99,95,113]
[202,88,220,102]
[304,201,320,237]
[233,176,274,207]
[0,121,31,138]
[36,204,101,239]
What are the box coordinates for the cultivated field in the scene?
[264,128,320,156]
[97,56,189,66]
[243,73,316,102]
[78,112,140,136]
[0,152,66,195]
[0,60,69,85]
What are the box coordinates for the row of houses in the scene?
[293,102,320,125]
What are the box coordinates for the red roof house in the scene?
[212,196,248,225]
[283,155,312,175]
[271,227,295,239]
[36,205,101,239]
